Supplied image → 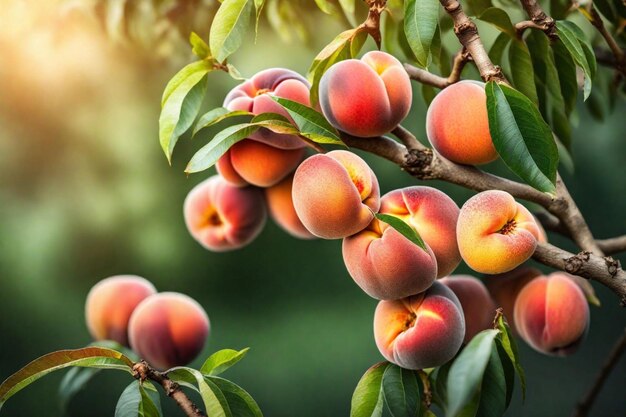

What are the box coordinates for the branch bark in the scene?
[403,49,471,89]
[518,0,557,39]
[133,361,206,417]
[571,328,626,417]
[586,5,626,76]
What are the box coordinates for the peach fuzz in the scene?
[343,217,437,300]
[426,80,498,165]
[128,292,210,370]
[440,275,497,343]
[183,176,267,251]
[292,150,380,239]
[217,68,310,187]
[514,272,589,356]
[85,275,157,346]
[457,190,540,274]
[484,266,543,334]
[373,282,465,370]
[380,186,461,277]
[265,174,315,239]
[319,51,412,137]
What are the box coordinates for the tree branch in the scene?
[571,327,626,417]
[403,49,471,89]
[585,5,626,76]
[133,361,206,417]
[533,243,626,306]
[518,0,557,39]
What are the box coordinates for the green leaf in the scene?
[555,20,593,99]
[431,361,453,411]
[160,61,211,162]
[375,213,428,252]
[466,0,493,16]
[495,340,516,409]
[422,84,437,106]
[495,314,526,399]
[193,108,254,136]
[489,32,511,65]
[381,365,420,417]
[190,32,211,59]
[486,81,558,195]
[210,0,254,63]
[0,347,133,409]
[208,377,263,417]
[477,7,515,37]
[201,348,250,376]
[508,40,539,105]
[115,381,162,417]
[351,362,389,417]
[552,40,578,116]
[314,0,334,14]
[446,329,499,417]
[404,0,440,67]
[168,367,232,417]
[338,0,357,26]
[271,97,343,144]
[186,123,261,174]
[475,344,507,417]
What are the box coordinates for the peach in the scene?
[457,190,540,274]
[265,174,315,239]
[343,217,437,300]
[380,186,461,277]
[292,150,380,239]
[426,80,498,165]
[183,175,267,251]
[85,275,157,346]
[319,51,412,137]
[128,292,210,370]
[374,282,465,369]
[514,272,589,356]
[484,266,543,334]
[440,275,497,343]
[217,68,310,187]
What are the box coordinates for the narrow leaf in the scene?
[351,362,389,417]
[489,32,511,64]
[475,344,507,417]
[193,108,254,136]
[382,365,420,417]
[555,21,593,99]
[508,40,539,105]
[190,32,211,59]
[201,348,250,376]
[477,7,515,37]
[404,0,439,67]
[114,381,162,417]
[210,0,254,63]
[446,329,499,417]
[495,314,526,399]
[0,348,133,409]
[271,97,343,144]
[486,81,558,195]
[375,213,428,252]
[168,367,232,417]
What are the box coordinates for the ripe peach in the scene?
[265,174,315,239]
[380,186,461,277]
[343,217,437,300]
[292,150,380,239]
[183,176,267,251]
[374,282,465,369]
[85,275,157,346]
[484,266,543,334]
[217,68,310,187]
[319,51,412,137]
[426,80,498,165]
[440,275,497,343]
[514,272,589,356]
[128,292,210,370]
[457,190,540,274]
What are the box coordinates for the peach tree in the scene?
[2,0,626,416]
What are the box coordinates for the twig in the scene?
[403,49,471,89]
[532,243,626,306]
[571,328,626,417]
[133,361,206,417]
[586,5,626,76]
[392,125,422,150]
[518,0,557,39]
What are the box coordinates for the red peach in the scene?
[128,292,210,370]
[183,176,266,251]
[265,174,316,239]
[292,150,380,239]
[374,282,465,369]
[380,186,461,277]
[85,275,157,346]
[319,51,412,137]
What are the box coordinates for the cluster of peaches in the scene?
[85,275,210,370]
[183,51,590,370]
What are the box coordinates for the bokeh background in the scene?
[0,1,625,416]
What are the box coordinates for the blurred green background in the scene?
[0,1,624,416]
